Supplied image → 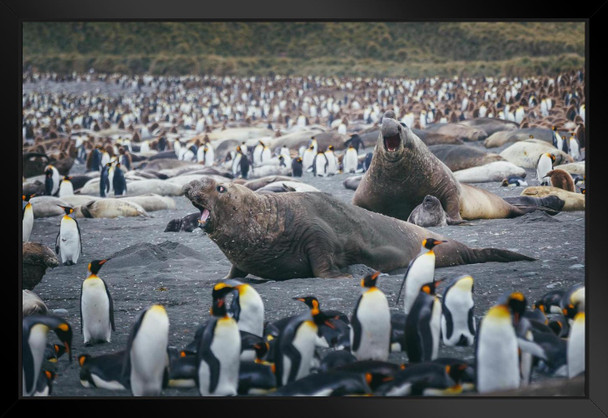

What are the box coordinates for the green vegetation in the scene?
[23,22,585,78]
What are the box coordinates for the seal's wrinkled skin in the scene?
[353,117,560,221]
[184,177,535,280]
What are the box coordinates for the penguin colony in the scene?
[22,69,585,397]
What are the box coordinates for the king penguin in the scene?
[55,205,82,266]
[567,310,585,378]
[79,350,129,391]
[397,238,446,314]
[350,271,391,362]
[475,303,520,394]
[291,157,303,177]
[196,282,241,396]
[274,296,335,386]
[343,144,358,174]
[536,153,555,185]
[568,135,580,161]
[99,162,111,197]
[123,304,170,396]
[22,314,72,396]
[312,150,329,177]
[80,259,115,345]
[224,278,265,338]
[22,193,35,242]
[44,165,61,196]
[324,145,338,175]
[253,140,265,166]
[405,279,443,363]
[302,145,316,172]
[58,176,74,198]
[441,275,476,347]
[112,162,127,196]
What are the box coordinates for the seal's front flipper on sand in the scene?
[225,265,249,280]
[503,195,565,216]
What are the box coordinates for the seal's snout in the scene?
[381,117,402,153]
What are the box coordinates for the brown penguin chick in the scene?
[545,169,575,192]
[22,242,60,290]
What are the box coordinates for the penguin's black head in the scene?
[212,282,236,301]
[293,296,320,312]
[420,278,443,296]
[88,259,108,275]
[422,238,447,250]
[253,341,270,360]
[23,193,36,202]
[210,283,235,317]
[361,271,380,288]
[58,205,74,215]
[498,291,527,326]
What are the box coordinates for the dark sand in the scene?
[26,147,585,397]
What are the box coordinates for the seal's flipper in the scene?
[225,265,249,280]
[503,195,565,216]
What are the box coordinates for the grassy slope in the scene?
[22,22,585,78]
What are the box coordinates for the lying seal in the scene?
[352,116,562,222]
[453,161,527,183]
[343,175,363,191]
[499,139,573,169]
[80,198,150,218]
[183,177,535,280]
[164,212,201,232]
[406,195,465,227]
[427,144,504,172]
[520,186,584,211]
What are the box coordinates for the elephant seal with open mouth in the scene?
[352,116,563,222]
[184,177,535,280]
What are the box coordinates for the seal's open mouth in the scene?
[192,202,211,229]
[383,134,401,152]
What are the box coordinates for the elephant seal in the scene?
[457,118,519,136]
[80,198,150,218]
[427,144,504,171]
[164,212,201,232]
[183,177,535,280]
[22,242,60,290]
[343,175,363,191]
[242,176,298,191]
[499,139,573,169]
[23,289,48,316]
[554,162,585,177]
[453,161,527,183]
[406,195,466,227]
[352,117,561,222]
[423,122,488,142]
[256,181,321,194]
[520,186,585,211]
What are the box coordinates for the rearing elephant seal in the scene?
[184,177,535,280]
[352,116,561,222]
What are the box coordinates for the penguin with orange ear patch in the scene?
[405,279,443,363]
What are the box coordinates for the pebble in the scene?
[569,264,584,269]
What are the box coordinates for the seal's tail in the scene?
[436,245,536,267]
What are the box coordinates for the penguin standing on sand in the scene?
[343,144,358,173]
[312,150,329,177]
[536,153,555,185]
[99,162,111,197]
[58,176,74,198]
[196,283,241,396]
[397,238,446,314]
[274,296,336,386]
[324,145,338,175]
[123,304,170,396]
[237,341,277,395]
[405,279,443,363]
[55,205,82,266]
[302,145,316,172]
[80,259,115,345]
[239,149,251,180]
[44,165,60,196]
[224,279,265,338]
[231,146,242,177]
[475,303,520,394]
[350,271,391,362]
[291,157,303,177]
[22,193,35,242]
[441,275,476,347]
[23,314,72,396]
[253,141,265,166]
[112,162,127,196]
[568,135,580,161]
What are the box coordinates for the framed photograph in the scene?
[12,0,606,416]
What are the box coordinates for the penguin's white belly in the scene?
[81,281,111,342]
[199,318,241,396]
[352,291,390,361]
[403,258,434,314]
[23,206,34,242]
[476,320,519,393]
[344,151,358,172]
[237,294,264,337]
[59,219,80,263]
[284,322,317,383]
[442,292,474,346]
[89,375,127,390]
[129,313,169,396]
[24,324,48,395]
[59,182,74,197]
[430,299,442,359]
[567,313,585,378]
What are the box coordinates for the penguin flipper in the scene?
[54,231,61,256]
[284,342,302,384]
[199,319,221,394]
[350,296,363,352]
[122,308,147,377]
[395,258,416,307]
[102,278,116,331]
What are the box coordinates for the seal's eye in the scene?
[216,185,227,193]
